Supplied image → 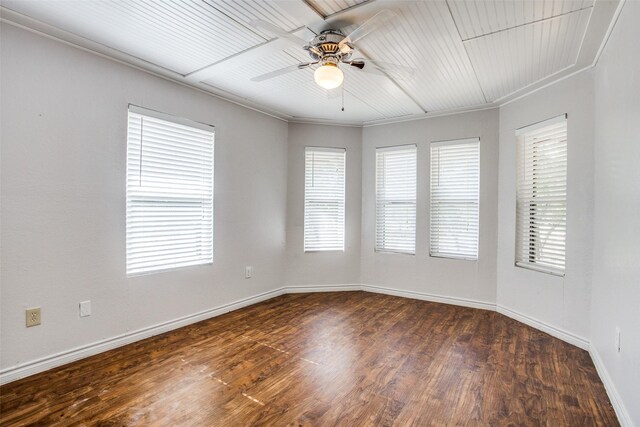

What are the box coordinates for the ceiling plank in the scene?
[184,27,315,82]
[274,0,325,28]
[354,1,486,111]
[465,7,592,101]
[460,5,594,43]
[2,0,266,75]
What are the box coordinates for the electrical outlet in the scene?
[615,327,621,352]
[79,300,91,317]
[26,307,41,327]
[245,266,252,279]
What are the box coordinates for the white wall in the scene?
[285,123,362,286]
[360,110,499,305]
[0,25,288,371]
[496,71,595,343]
[591,1,640,424]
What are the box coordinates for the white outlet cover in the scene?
[80,300,91,317]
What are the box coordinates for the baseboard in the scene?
[589,345,633,427]
[496,304,590,350]
[0,287,286,385]
[361,284,496,311]
[283,284,362,293]
[285,283,496,311]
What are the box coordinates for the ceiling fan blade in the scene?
[339,10,397,47]
[348,59,415,81]
[250,19,308,47]
[251,62,316,82]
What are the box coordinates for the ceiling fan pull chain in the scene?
[341,83,345,112]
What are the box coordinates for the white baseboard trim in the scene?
[361,284,496,311]
[283,284,362,293]
[589,346,633,427]
[496,304,590,350]
[0,287,286,385]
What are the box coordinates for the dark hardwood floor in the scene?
[0,292,618,426]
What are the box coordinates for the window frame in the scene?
[375,144,418,255]
[303,146,346,253]
[514,114,567,276]
[126,105,215,276]
[429,137,480,261]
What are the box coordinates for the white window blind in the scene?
[516,115,567,275]
[304,147,346,251]
[126,106,214,276]
[375,145,417,254]
[430,138,480,260]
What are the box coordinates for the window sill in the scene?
[430,253,478,261]
[374,249,415,256]
[515,261,565,277]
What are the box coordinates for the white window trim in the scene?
[303,146,346,253]
[126,105,215,276]
[515,261,565,277]
[375,144,417,255]
[514,114,567,277]
[128,104,214,133]
[431,137,480,148]
[515,114,566,137]
[429,137,480,261]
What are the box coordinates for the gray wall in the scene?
[285,123,362,286]
[2,6,639,423]
[1,25,288,370]
[591,1,640,424]
[496,71,595,342]
[360,109,500,305]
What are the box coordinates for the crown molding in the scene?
[362,103,499,127]
[288,117,365,127]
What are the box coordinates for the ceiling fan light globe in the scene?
[314,65,344,89]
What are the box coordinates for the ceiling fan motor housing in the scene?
[305,30,353,64]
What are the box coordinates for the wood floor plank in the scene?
[0,292,619,426]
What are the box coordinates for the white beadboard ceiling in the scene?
[305,0,371,17]
[0,0,621,125]
[464,6,593,101]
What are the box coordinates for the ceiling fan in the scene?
[250,10,413,90]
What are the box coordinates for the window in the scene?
[375,145,417,254]
[430,138,480,260]
[126,106,214,276]
[304,147,346,251]
[515,115,567,275]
